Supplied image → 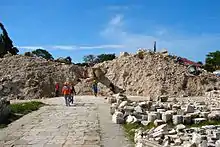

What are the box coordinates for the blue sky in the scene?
[1,0,220,63]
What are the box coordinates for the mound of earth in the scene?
[77,52,220,99]
[1,51,219,100]
[0,55,86,100]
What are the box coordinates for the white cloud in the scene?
[101,14,220,61]
[107,5,143,11]
[107,5,129,11]
[18,44,125,51]
[109,14,123,26]
[101,14,157,49]
[79,44,125,49]
[18,46,45,50]
[51,45,77,50]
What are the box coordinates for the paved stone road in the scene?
[0,96,133,147]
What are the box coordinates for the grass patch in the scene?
[10,101,45,115]
[123,122,155,143]
[0,101,45,128]
[186,120,220,128]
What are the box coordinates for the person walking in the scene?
[69,83,76,104]
[92,80,98,97]
[62,82,70,106]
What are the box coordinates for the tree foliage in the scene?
[75,62,89,67]
[204,51,220,72]
[32,49,54,60]
[83,55,96,64]
[0,22,19,57]
[197,61,203,65]
[96,54,116,63]
[83,53,116,65]
[24,52,33,57]
[65,56,72,63]
[55,56,72,64]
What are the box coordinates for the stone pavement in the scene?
[0,96,132,147]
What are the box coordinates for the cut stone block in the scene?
[185,105,195,113]
[173,115,183,125]
[183,115,192,124]
[148,113,157,122]
[154,119,165,126]
[162,113,172,123]
[112,111,124,124]
[193,118,207,124]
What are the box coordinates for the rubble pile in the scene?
[109,90,220,147]
[93,51,220,99]
[0,55,86,99]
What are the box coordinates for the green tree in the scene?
[32,49,54,60]
[197,61,203,65]
[96,54,116,63]
[0,22,19,57]
[65,56,72,63]
[83,55,96,64]
[204,51,220,72]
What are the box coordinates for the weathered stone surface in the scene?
[208,112,220,121]
[134,105,143,113]
[158,95,168,102]
[200,112,210,118]
[162,113,172,123]
[192,133,202,145]
[214,131,220,139]
[109,94,220,147]
[176,124,186,131]
[126,115,137,124]
[1,96,134,147]
[118,101,128,108]
[107,96,117,104]
[141,121,150,126]
[112,111,124,124]
[173,115,183,125]
[110,103,117,115]
[194,118,207,124]
[183,115,192,124]
[0,98,11,123]
[185,104,195,113]
[148,113,157,122]
[216,140,220,147]
[154,124,168,132]
[154,119,165,127]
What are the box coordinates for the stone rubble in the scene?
[1,50,220,101]
[0,55,87,100]
[93,51,220,99]
[109,90,220,147]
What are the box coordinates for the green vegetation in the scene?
[96,54,116,63]
[10,101,45,114]
[204,51,220,72]
[83,53,116,65]
[32,49,54,60]
[83,54,96,64]
[0,101,45,128]
[0,22,19,57]
[122,122,155,143]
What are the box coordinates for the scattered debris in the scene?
[109,90,220,147]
